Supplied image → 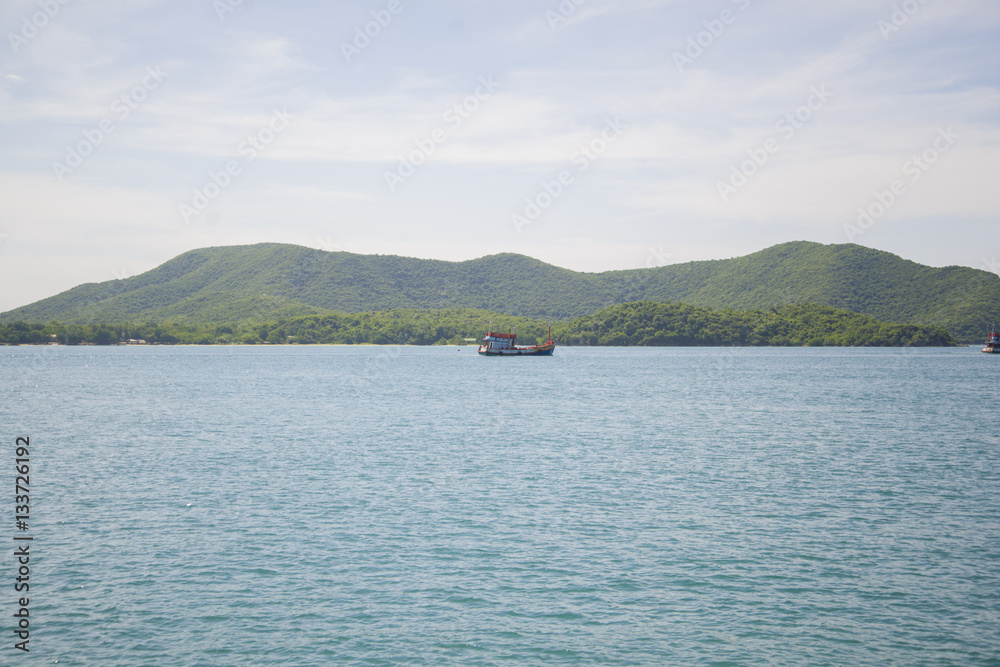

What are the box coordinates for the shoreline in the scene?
[0,342,970,349]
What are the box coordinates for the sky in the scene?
[0,0,998,312]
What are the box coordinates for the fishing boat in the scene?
[983,324,1000,354]
[478,324,556,356]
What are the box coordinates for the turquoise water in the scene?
[2,345,998,665]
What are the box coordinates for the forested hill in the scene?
[0,302,959,347]
[2,241,998,342]
[600,242,1000,342]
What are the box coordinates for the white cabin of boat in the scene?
[481,331,516,352]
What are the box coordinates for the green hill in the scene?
[0,244,609,324]
[2,241,997,341]
[597,243,1000,341]
[557,302,957,347]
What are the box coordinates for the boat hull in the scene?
[478,342,555,356]
[983,346,1000,354]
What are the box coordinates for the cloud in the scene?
[259,185,371,203]
[0,0,997,313]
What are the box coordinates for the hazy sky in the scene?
[1,0,998,312]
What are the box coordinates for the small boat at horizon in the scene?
[478,323,556,356]
[983,324,1000,354]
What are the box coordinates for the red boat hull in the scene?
[478,341,555,356]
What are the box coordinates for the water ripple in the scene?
[1,346,997,665]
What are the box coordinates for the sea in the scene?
[1,345,998,666]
